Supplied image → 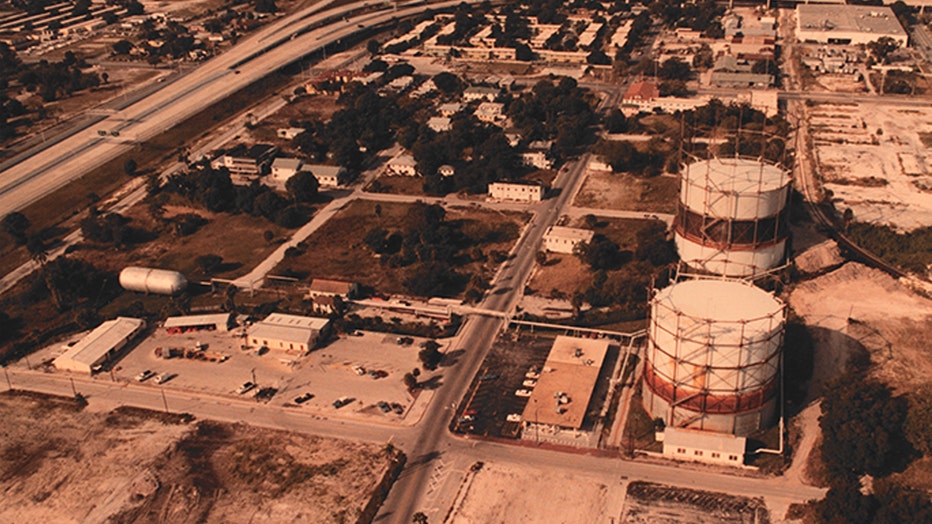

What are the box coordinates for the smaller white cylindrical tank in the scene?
[120,267,188,296]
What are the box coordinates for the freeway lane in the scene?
[0,0,480,214]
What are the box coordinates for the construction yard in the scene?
[0,391,394,523]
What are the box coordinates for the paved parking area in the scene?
[38,325,447,426]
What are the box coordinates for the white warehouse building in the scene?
[796,4,908,46]
[247,313,330,355]
[543,226,594,254]
[53,317,146,374]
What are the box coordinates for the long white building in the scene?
[53,317,146,374]
[796,4,908,46]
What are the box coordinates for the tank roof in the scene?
[684,157,789,194]
[655,279,782,321]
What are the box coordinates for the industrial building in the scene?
[642,278,785,436]
[247,313,330,354]
[674,157,791,277]
[53,317,146,374]
[796,4,908,46]
[521,336,611,434]
[164,313,234,333]
[542,226,594,254]
[662,427,747,467]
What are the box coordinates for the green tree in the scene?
[196,254,223,276]
[2,211,30,245]
[123,158,137,177]
[418,340,442,370]
[113,39,133,55]
[286,171,319,203]
[403,372,418,390]
[906,389,932,457]
[868,37,900,65]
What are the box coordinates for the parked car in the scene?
[515,389,532,397]
[506,413,522,423]
[294,392,314,404]
[135,370,156,382]
[332,396,351,408]
[154,372,176,385]
[236,381,256,395]
[377,401,391,413]
[352,365,366,376]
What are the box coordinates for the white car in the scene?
[515,389,532,398]
[506,413,522,423]
[154,372,176,385]
[135,370,156,382]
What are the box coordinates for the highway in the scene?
[0,0,480,215]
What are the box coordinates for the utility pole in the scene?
[161,388,169,413]
[70,377,77,397]
[2,365,11,390]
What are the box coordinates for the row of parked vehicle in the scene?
[135,369,176,385]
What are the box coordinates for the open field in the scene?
[574,171,678,213]
[0,390,394,523]
[810,102,932,231]
[272,199,527,296]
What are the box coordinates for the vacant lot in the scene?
[0,391,392,524]
[273,199,527,296]
[621,482,770,524]
[449,461,620,524]
[574,171,678,213]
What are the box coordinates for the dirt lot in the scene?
[449,461,621,524]
[0,391,392,523]
[574,171,678,213]
[787,262,932,394]
[621,482,769,524]
[273,199,527,296]
[809,102,932,231]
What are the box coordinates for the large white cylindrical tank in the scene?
[119,267,188,296]
[642,279,785,436]
[674,157,791,277]
[679,157,790,219]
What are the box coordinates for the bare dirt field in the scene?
[574,171,678,213]
[810,102,932,231]
[787,262,932,394]
[0,391,392,524]
[448,461,621,524]
[527,254,591,300]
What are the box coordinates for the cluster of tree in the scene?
[572,221,675,313]
[134,19,200,61]
[683,99,790,139]
[292,83,414,172]
[648,0,724,37]
[523,0,568,25]
[845,223,931,275]
[80,209,148,249]
[491,5,531,49]
[2,211,32,246]
[614,10,651,63]
[404,114,520,195]
[362,203,499,297]
[159,164,312,228]
[435,4,487,46]
[594,138,670,177]
[507,77,597,155]
[24,256,119,312]
[15,51,100,102]
[815,365,932,523]
[418,340,443,370]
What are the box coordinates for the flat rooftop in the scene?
[797,4,906,38]
[55,317,144,366]
[521,336,611,430]
[545,226,595,242]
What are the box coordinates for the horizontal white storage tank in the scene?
[680,157,790,220]
[643,279,785,436]
[675,235,787,278]
[119,267,188,296]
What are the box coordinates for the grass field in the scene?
[273,199,528,296]
[574,171,678,213]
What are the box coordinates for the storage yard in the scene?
[0,391,394,523]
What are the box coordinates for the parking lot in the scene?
[41,323,445,424]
